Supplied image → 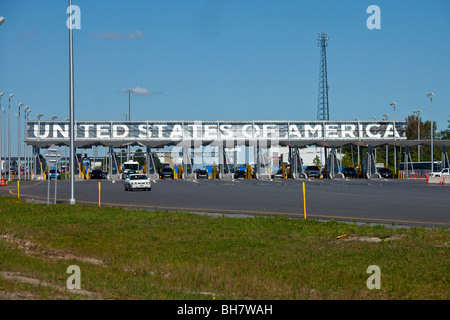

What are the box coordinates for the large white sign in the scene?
[27,120,406,142]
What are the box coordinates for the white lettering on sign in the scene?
[27,121,406,141]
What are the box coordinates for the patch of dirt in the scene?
[0,271,102,299]
[0,289,39,300]
[337,235,404,242]
[0,233,104,266]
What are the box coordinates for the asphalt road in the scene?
[2,178,449,227]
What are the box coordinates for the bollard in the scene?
[98,181,101,207]
[17,181,20,199]
[302,182,306,219]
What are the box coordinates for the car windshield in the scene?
[306,166,318,170]
[130,175,148,180]
[162,168,172,172]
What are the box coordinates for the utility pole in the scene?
[69,0,76,204]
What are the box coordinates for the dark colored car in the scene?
[234,169,246,179]
[304,166,321,179]
[341,167,357,178]
[272,169,284,179]
[159,167,174,179]
[196,169,208,179]
[91,169,106,179]
[378,168,393,178]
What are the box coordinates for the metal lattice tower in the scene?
[317,32,330,121]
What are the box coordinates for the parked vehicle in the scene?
[159,167,174,179]
[378,168,393,178]
[430,168,450,177]
[271,169,284,179]
[341,167,357,179]
[91,169,106,179]
[124,174,152,191]
[196,169,208,179]
[304,166,321,179]
[234,169,246,179]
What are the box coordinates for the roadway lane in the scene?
[2,178,449,227]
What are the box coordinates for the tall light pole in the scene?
[383,114,389,167]
[426,92,434,172]
[0,92,3,176]
[69,0,76,205]
[8,93,13,181]
[0,107,4,178]
[24,106,29,179]
[390,102,397,176]
[25,107,31,180]
[413,109,422,162]
[36,113,44,178]
[124,89,134,161]
[17,102,23,180]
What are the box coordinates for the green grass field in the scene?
[0,196,448,300]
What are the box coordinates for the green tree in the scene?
[313,156,321,168]
[341,154,353,167]
[404,114,440,162]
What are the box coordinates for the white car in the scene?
[430,168,450,177]
[124,174,152,191]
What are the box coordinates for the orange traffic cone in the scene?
[0,178,4,186]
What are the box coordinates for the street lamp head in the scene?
[426,92,434,98]
[9,93,13,99]
[0,92,4,97]
[25,105,29,111]
[390,102,397,107]
[0,16,5,26]
[18,102,23,108]
[413,109,422,114]
[37,113,44,118]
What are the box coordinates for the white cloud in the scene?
[121,87,153,95]
[16,30,38,40]
[125,30,143,40]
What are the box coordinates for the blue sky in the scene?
[1,0,449,155]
